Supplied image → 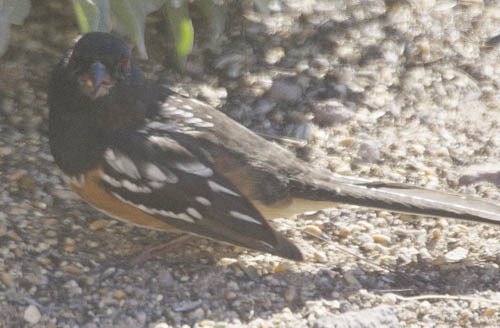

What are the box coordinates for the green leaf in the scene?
[71,0,99,33]
[0,0,32,57]
[177,18,194,57]
[162,0,193,68]
[110,0,148,59]
[144,0,166,15]
[93,0,112,32]
[193,0,226,45]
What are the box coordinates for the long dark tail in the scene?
[291,170,500,225]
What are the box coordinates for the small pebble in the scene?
[437,218,449,229]
[219,257,238,265]
[265,47,285,64]
[483,308,496,317]
[337,227,349,238]
[268,80,302,103]
[173,299,203,312]
[444,247,469,263]
[338,137,354,147]
[314,251,328,263]
[313,100,354,127]
[431,229,441,239]
[32,201,47,209]
[157,269,174,287]
[224,290,237,301]
[274,262,291,273]
[304,225,322,236]
[24,305,41,324]
[199,320,215,327]
[381,293,398,305]
[61,264,83,275]
[358,141,381,163]
[188,307,205,321]
[153,323,169,328]
[284,286,296,303]
[343,271,361,287]
[372,234,391,245]
[19,175,36,189]
[89,219,107,231]
[418,300,432,314]
[112,290,127,300]
[0,272,14,287]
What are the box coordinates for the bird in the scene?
[48,32,500,261]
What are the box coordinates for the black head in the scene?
[72,32,131,62]
[63,32,142,100]
[49,33,154,174]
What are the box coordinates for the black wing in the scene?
[98,111,302,260]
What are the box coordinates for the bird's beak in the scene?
[89,61,106,88]
[79,61,114,100]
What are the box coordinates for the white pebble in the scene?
[24,305,41,324]
[445,247,469,263]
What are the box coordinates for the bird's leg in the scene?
[129,234,193,267]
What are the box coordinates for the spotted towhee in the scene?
[48,32,500,261]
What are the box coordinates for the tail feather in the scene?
[293,171,500,225]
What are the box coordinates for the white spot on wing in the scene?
[149,181,165,189]
[121,179,152,193]
[176,162,213,177]
[142,163,180,184]
[185,117,205,125]
[146,121,175,131]
[169,96,183,103]
[63,174,85,187]
[171,109,193,118]
[194,121,214,128]
[195,196,211,206]
[111,192,195,223]
[187,207,203,220]
[229,211,262,225]
[207,180,240,197]
[148,135,171,148]
[177,213,194,223]
[158,209,172,217]
[161,104,177,111]
[143,163,167,181]
[137,203,151,213]
[105,149,140,179]
[183,104,193,110]
[101,173,121,188]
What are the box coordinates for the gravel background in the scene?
[2,0,500,327]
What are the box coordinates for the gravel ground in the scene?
[2,0,500,327]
